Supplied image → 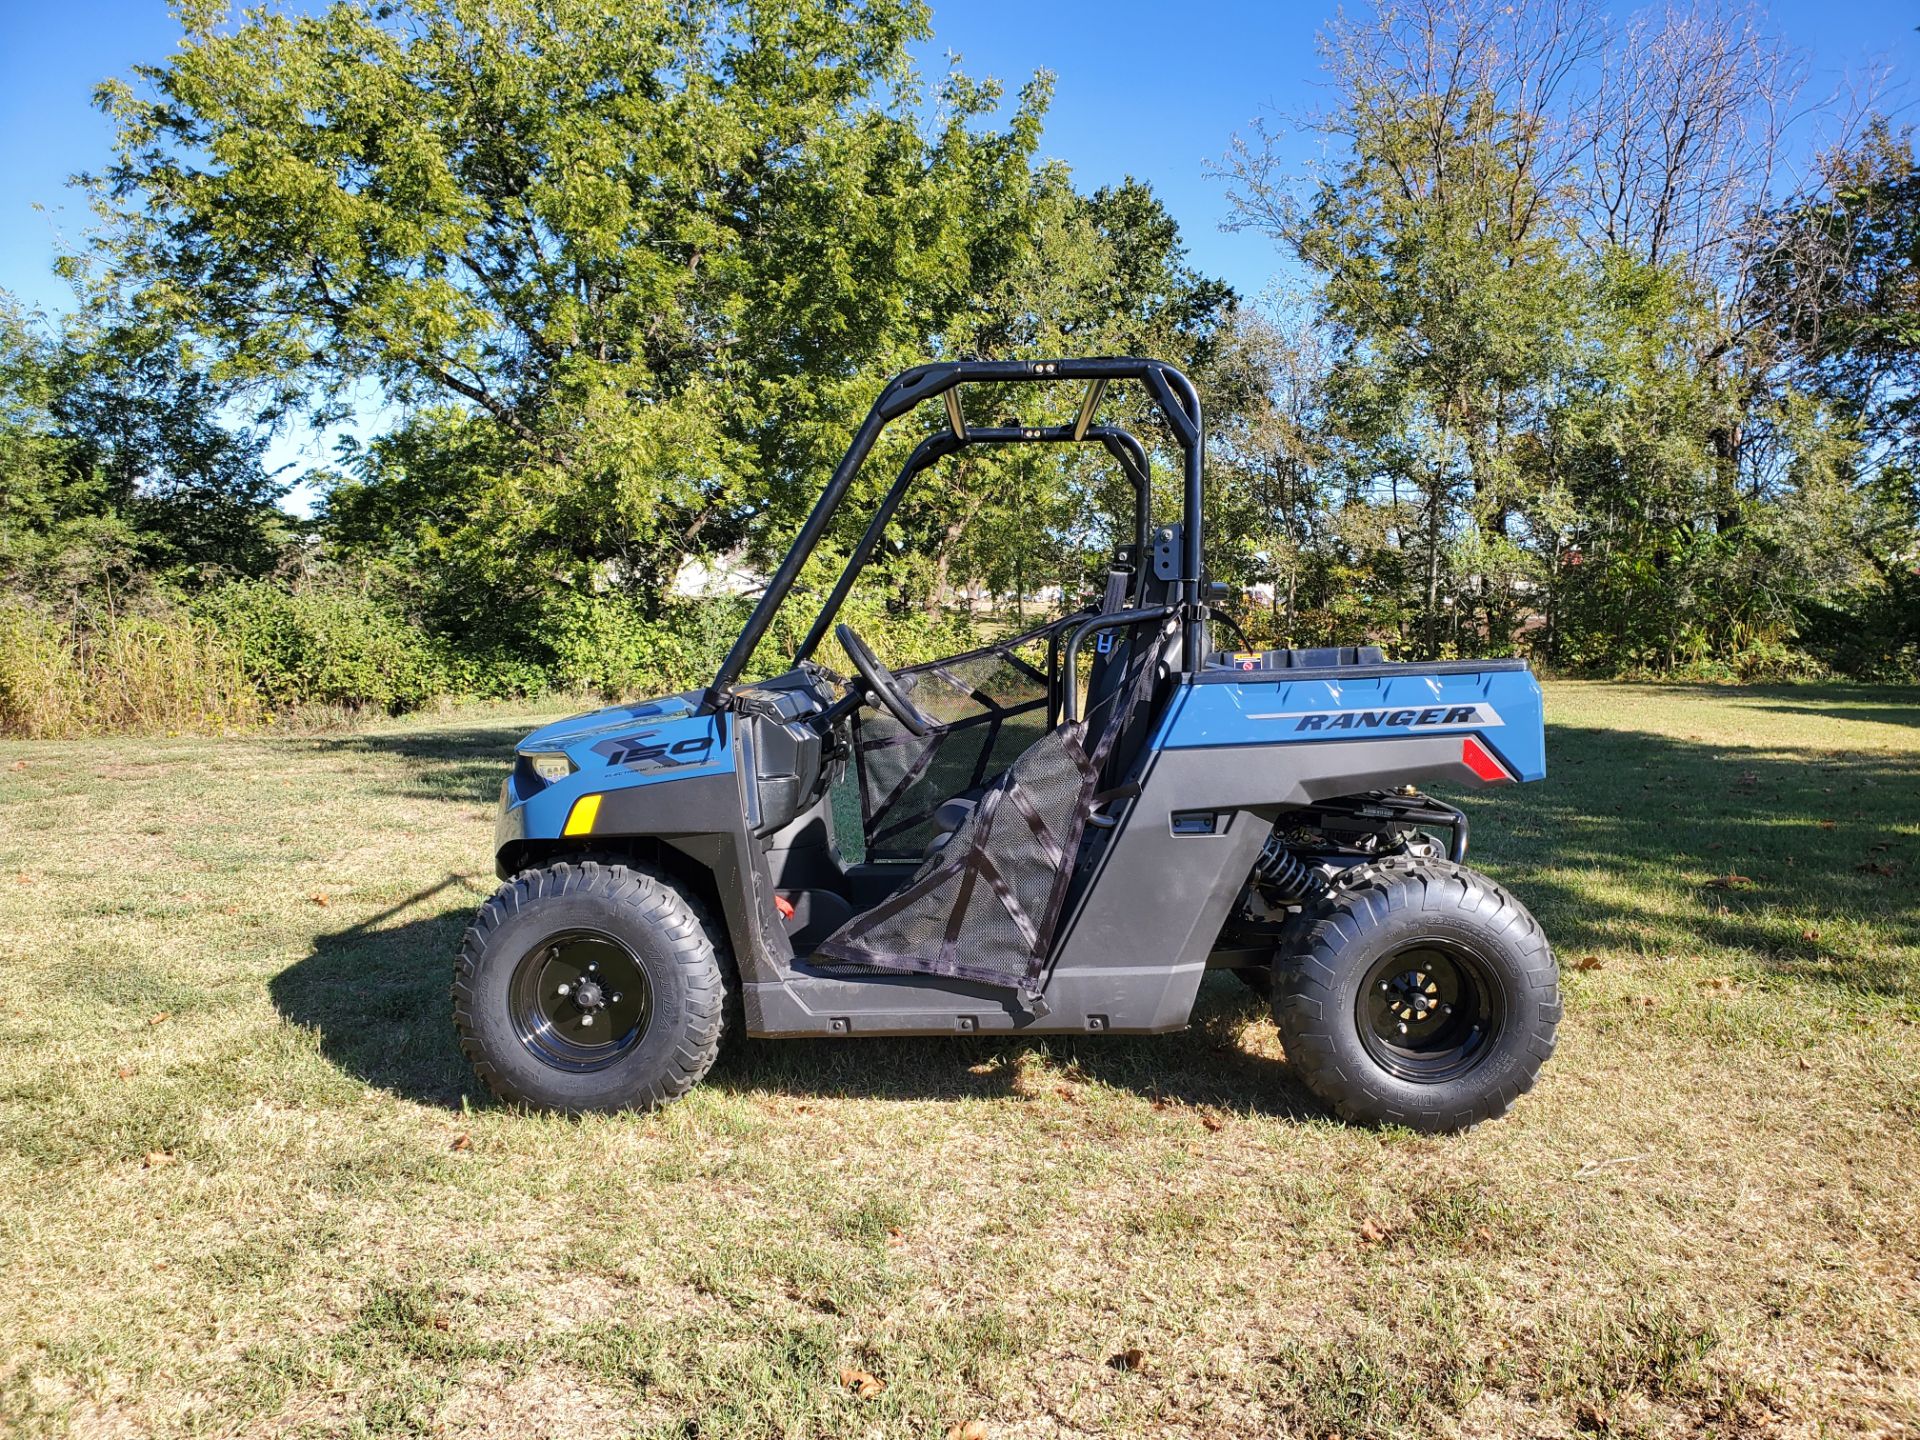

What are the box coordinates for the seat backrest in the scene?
[1081,628,1132,736]
[1084,622,1180,791]
[1079,564,1133,713]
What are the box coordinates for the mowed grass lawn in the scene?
[2,682,1917,1440]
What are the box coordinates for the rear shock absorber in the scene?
[1252,830,1328,905]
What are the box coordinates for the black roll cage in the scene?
[709,357,1206,703]
[792,423,1153,665]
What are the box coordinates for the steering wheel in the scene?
[836,623,935,737]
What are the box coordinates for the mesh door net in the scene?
[847,620,1065,862]
[816,617,1172,999]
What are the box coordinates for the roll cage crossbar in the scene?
[710,358,1206,701]
[792,423,1152,665]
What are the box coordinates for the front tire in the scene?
[1274,858,1558,1132]
[453,859,730,1113]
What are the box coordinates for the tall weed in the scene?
[0,605,260,737]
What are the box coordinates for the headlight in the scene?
[522,751,576,785]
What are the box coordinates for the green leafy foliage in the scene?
[190,580,448,713]
[5,0,1918,738]
[1,296,292,613]
[1214,3,1916,673]
[84,0,1072,599]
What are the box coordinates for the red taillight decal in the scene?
[774,894,796,921]
[1461,735,1510,783]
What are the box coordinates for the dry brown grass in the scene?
[0,607,260,739]
[1,680,1916,1438]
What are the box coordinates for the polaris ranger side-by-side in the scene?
[455,359,1559,1131]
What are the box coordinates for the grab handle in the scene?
[1061,606,1177,724]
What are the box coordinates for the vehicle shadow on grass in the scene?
[1459,717,1919,1000]
[271,872,1318,1115]
[269,875,487,1109]
[703,977,1325,1120]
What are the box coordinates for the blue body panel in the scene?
[502,692,735,844]
[501,663,1543,852]
[1151,667,1546,782]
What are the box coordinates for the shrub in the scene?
[189,580,447,713]
[434,645,553,703]
[535,591,725,699]
[0,578,1003,738]
[791,598,981,679]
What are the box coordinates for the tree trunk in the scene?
[1424,486,1443,659]
[927,475,987,617]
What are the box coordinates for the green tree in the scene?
[55,323,294,581]
[1757,119,1920,667]
[1215,0,1902,678]
[1225,9,1580,655]
[0,300,141,608]
[1543,253,1729,669]
[899,178,1238,618]
[81,0,1066,617]
[1,294,289,610]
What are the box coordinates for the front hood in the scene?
[498,689,734,852]
[516,690,703,754]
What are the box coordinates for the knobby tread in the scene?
[451,859,733,1113]
[1273,856,1559,1133]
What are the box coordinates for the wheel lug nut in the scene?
[1397,1022,1408,1035]
[556,983,570,996]
[611,993,622,1003]
[581,1014,594,1027]
[588,962,598,972]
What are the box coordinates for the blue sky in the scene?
[3,0,1917,478]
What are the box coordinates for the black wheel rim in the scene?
[1355,940,1503,1084]
[508,929,652,1072]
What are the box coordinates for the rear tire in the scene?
[1274,857,1558,1132]
[453,859,730,1113]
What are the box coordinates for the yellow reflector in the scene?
[563,793,602,836]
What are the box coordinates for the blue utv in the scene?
[456,359,1559,1132]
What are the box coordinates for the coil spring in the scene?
[1253,831,1328,903]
